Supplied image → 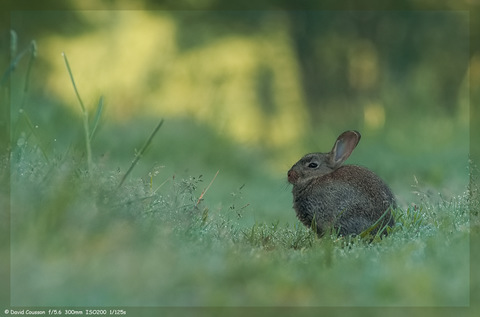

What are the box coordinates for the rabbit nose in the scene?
[287,169,298,184]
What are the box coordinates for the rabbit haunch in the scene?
[287,130,396,237]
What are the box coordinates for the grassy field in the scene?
[3,28,477,316]
[8,112,472,308]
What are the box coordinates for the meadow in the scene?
[9,140,471,306]
[3,9,478,317]
[7,66,472,308]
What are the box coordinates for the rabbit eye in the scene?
[308,162,318,168]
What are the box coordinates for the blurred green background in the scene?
[9,9,471,201]
[3,4,478,313]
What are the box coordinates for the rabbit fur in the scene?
[287,130,396,237]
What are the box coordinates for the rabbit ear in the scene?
[329,130,361,168]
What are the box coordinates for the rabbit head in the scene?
[287,130,361,185]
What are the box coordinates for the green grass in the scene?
[9,119,471,307]
[4,36,476,315]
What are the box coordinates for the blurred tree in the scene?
[163,9,469,129]
[285,11,469,116]
[5,6,472,154]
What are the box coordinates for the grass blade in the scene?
[359,206,395,239]
[20,40,37,110]
[62,52,86,112]
[196,170,220,207]
[1,31,30,86]
[90,95,104,141]
[118,119,165,188]
[62,52,92,171]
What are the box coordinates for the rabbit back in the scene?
[292,164,396,236]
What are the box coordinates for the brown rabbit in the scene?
[287,130,396,237]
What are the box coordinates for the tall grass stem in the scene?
[62,52,92,171]
[118,119,164,188]
[90,96,104,141]
[20,41,37,110]
[196,170,220,207]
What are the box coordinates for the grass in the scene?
[3,36,476,316]
[8,118,471,307]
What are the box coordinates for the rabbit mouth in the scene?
[287,169,299,184]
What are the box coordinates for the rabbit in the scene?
[287,130,396,237]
